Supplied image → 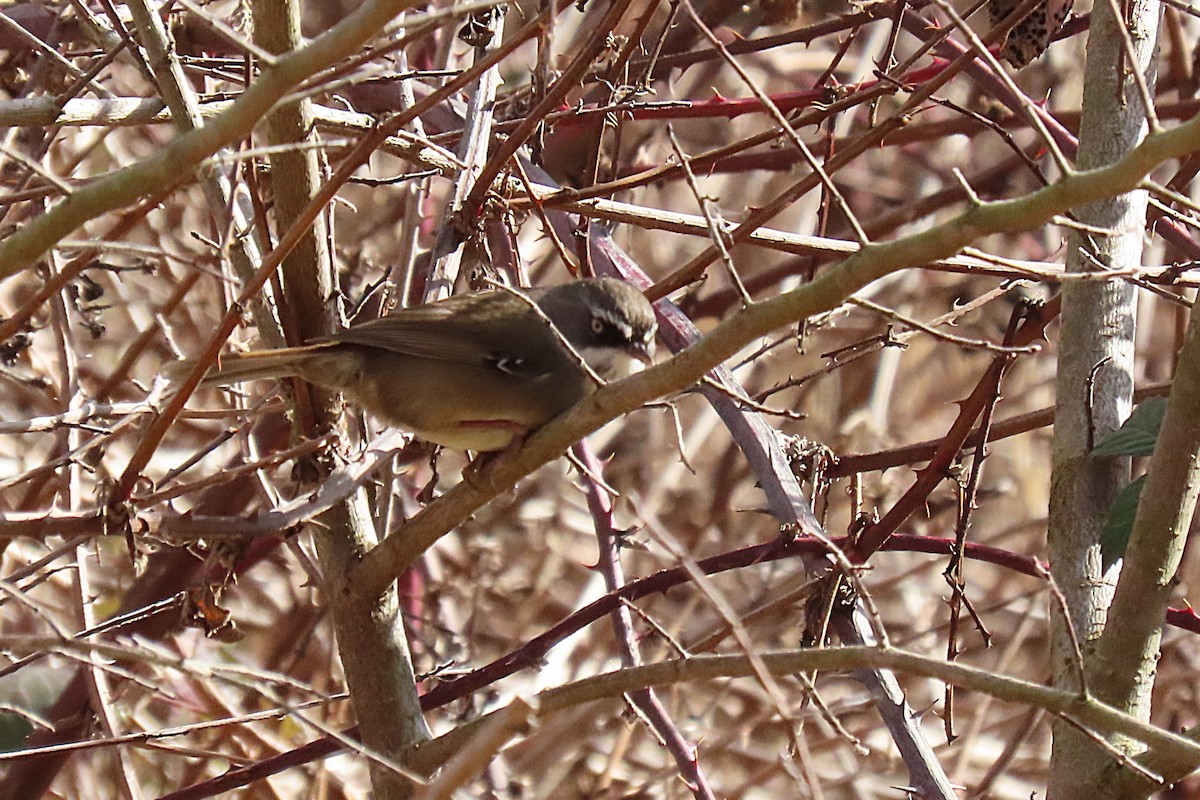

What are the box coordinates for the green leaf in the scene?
[1101,474,1147,569]
[1093,397,1168,458]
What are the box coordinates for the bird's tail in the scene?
[164,344,330,387]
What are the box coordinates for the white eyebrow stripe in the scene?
[594,310,635,338]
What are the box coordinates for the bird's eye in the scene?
[590,316,605,335]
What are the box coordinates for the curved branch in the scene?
[349,110,1200,601]
[0,0,427,281]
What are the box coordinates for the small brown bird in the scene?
[192,278,657,451]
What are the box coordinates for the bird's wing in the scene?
[328,291,560,378]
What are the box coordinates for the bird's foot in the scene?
[461,434,527,494]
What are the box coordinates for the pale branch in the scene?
[413,646,1200,784]
[349,109,1200,602]
[0,0,430,281]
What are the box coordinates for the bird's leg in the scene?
[460,433,527,493]
[415,445,442,504]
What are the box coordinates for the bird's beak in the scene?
[628,340,655,368]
